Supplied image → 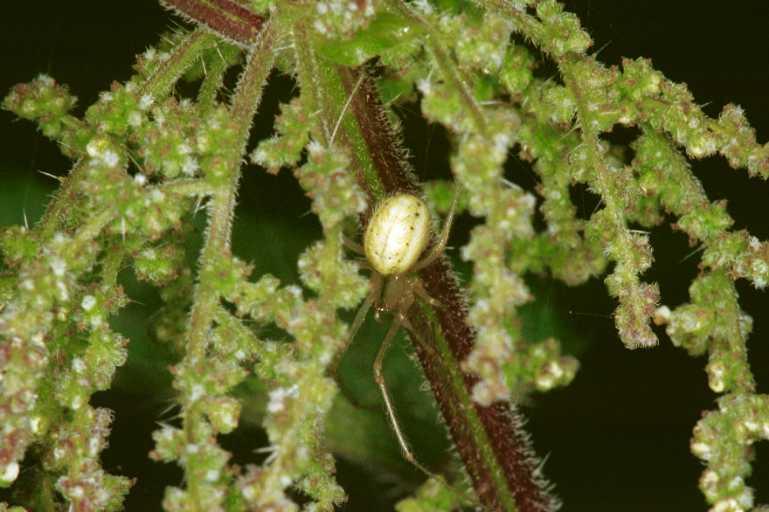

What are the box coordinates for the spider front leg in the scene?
[343,236,364,255]
[413,278,441,309]
[413,187,458,272]
[330,272,382,376]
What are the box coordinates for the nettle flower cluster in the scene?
[0,0,768,511]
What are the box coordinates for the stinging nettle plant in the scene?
[0,0,768,511]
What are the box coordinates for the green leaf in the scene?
[317,12,424,67]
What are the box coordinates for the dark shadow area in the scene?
[755,441,769,506]
[645,220,702,308]
[601,124,640,165]
[569,182,602,221]
[92,390,184,510]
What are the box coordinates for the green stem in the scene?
[291,23,330,143]
[179,23,275,507]
[185,21,273,391]
[37,171,130,244]
[417,304,520,511]
[197,44,232,110]
[158,178,215,197]
[36,159,87,241]
[292,22,387,198]
[391,0,487,134]
[142,28,217,99]
[72,208,115,246]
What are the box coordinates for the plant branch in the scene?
[35,29,216,242]
[142,28,218,98]
[390,0,487,135]
[185,22,273,392]
[173,23,274,508]
[560,61,659,349]
[158,178,215,197]
[159,0,264,48]
[196,44,233,109]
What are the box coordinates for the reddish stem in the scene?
[160,0,263,46]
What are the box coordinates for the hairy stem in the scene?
[390,0,487,134]
[197,44,232,110]
[159,0,264,47]
[143,28,217,98]
[178,23,274,506]
[292,22,390,198]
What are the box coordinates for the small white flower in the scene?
[190,384,205,402]
[102,149,120,167]
[72,357,86,373]
[50,257,67,277]
[139,94,154,110]
[0,462,19,484]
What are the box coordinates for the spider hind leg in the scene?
[374,313,433,477]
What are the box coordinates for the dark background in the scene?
[1,1,768,511]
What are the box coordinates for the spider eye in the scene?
[363,193,431,276]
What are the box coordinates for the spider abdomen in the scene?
[364,193,431,276]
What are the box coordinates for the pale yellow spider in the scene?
[344,190,457,474]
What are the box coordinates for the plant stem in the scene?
[158,178,214,197]
[178,23,274,507]
[185,21,273,393]
[292,22,389,199]
[36,159,86,241]
[390,0,487,134]
[159,0,264,47]
[197,44,231,110]
[142,28,217,99]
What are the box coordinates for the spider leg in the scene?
[413,279,441,309]
[399,311,439,359]
[374,314,433,477]
[330,273,382,376]
[413,185,459,272]
[343,236,364,255]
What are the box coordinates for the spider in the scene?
[342,190,457,474]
